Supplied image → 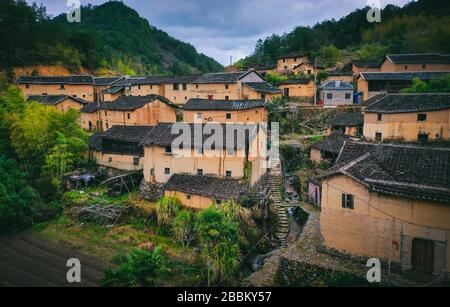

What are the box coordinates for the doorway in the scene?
[411,238,434,275]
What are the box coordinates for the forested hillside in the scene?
[0,0,223,76]
[239,0,450,67]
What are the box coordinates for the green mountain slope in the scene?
[240,0,450,67]
[0,0,222,75]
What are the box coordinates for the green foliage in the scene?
[195,207,241,286]
[315,45,342,67]
[357,43,390,61]
[173,210,195,247]
[265,72,288,85]
[0,86,25,156]
[0,155,42,234]
[155,196,182,226]
[102,247,167,287]
[401,76,450,93]
[0,1,222,74]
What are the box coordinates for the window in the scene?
[108,157,113,163]
[197,169,203,176]
[150,169,155,176]
[42,93,48,96]
[105,123,109,129]
[417,114,427,122]
[82,95,86,98]
[307,70,312,75]
[294,57,297,62]
[88,121,93,131]
[208,95,214,100]
[133,157,139,166]
[261,94,266,100]
[173,83,179,90]
[105,110,108,116]
[226,171,232,178]
[138,85,141,90]
[326,93,333,100]
[150,85,153,89]
[226,113,232,120]
[186,195,191,200]
[225,84,229,90]
[405,65,408,70]
[283,58,286,63]
[127,113,131,120]
[196,84,199,89]
[375,132,383,142]
[342,194,354,209]
[345,93,351,99]
[418,133,429,143]
[377,114,383,121]
[60,84,65,90]
[25,84,30,89]
[165,146,172,154]
[422,64,427,69]
[182,83,187,90]
[164,168,171,175]
[225,96,229,100]
[196,113,202,120]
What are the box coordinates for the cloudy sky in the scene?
[30,0,412,65]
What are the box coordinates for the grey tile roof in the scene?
[243,82,281,93]
[88,133,103,151]
[277,78,312,85]
[327,71,354,76]
[364,93,450,114]
[101,86,125,94]
[278,51,310,59]
[359,94,388,107]
[387,54,450,64]
[360,71,449,81]
[165,174,248,201]
[102,125,155,142]
[131,74,201,85]
[353,61,382,68]
[93,77,124,86]
[27,95,88,106]
[320,80,354,90]
[310,133,355,154]
[17,75,94,85]
[324,142,450,204]
[80,95,175,113]
[140,123,255,149]
[328,113,363,127]
[184,99,266,111]
[193,70,262,84]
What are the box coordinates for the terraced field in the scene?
[0,234,110,287]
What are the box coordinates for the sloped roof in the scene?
[93,77,124,86]
[328,113,363,127]
[101,86,125,94]
[17,75,94,85]
[80,95,175,113]
[140,123,256,149]
[353,61,382,68]
[27,95,88,106]
[277,78,312,85]
[131,74,201,85]
[88,133,103,151]
[322,142,450,204]
[165,174,248,201]
[278,51,310,59]
[184,99,266,111]
[320,80,354,90]
[243,82,281,93]
[360,71,449,81]
[310,133,356,154]
[359,94,388,107]
[193,70,262,84]
[386,54,450,64]
[102,125,155,142]
[364,93,450,114]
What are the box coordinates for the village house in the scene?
[80,95,177,131]
[93,76,125,102]
[277,52,310,74]
[88,125,154,172]
[182,99,267,124]
[277,79,315,100]
[319,80,354,107]
[319,141,450,277]
[380,54,450,73]
[309,133,358,164]
[191,69,274,101]
[352,61,382,75]
[16,75,95,102]
[323,72,354,84]
[26,95,87,112]
[254,64,278,76]
[363,93,450,143]
[357,71,449,101]
[164,174,248,210]
[326,112,364,136]
[292,61,325,76]
[140,122,267,185]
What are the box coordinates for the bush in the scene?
[102,247,166,287]
[155,196,182,226]
[173,210,195,247]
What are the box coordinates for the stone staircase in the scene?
[268,164,289,246]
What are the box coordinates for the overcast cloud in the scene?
[30,0,412,65]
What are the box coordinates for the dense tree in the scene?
[401,76,450,93]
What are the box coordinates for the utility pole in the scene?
[314,58,317,106]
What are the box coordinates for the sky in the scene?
[30,0,412,65]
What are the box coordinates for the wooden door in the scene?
[411,238,434,275]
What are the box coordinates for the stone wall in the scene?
[139,180,164,201]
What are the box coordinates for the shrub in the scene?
[173,210,195,247]
[155,196,181,226]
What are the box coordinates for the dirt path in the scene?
[0,233,110,287]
